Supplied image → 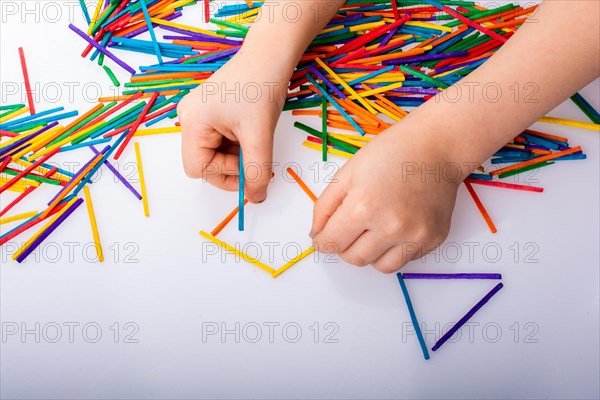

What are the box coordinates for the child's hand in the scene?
[177,51,289,203]
[310,129,461,273]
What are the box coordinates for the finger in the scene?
[204,174,240,191]
[310,174,348,238]
[181,125,241,179]
[312,196,366,254]
[338,230,392,267]
[371,245,414,274]
[239,127,274,203]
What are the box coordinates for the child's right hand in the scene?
[177,51,290,203]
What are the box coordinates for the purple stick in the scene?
[90,145,141,200]
[380,26,399,46]
[402,273,502,280]
[432,283,504,352]
[16,198,84,263]
[388,87,440,95]
[196,47,239,64]
[308,66,347,99]
[68,23,136,74]
[327,14,364,26]
[382,51,468,65]
[122,12,181,39]
[0,122,59,158]
[434,57,490,75]
[158,25,242,45]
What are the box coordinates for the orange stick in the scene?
[374,93,408,117]
[39,154,104,219]
[490,146,581,176]
[211,199,249,236]
[286,167,318,203]
[464,181,497,234]
[328,121,384,135]
[340,98,382,127]
[501,4,539,22]
[348,47,427,64]
[429,25,468,48]
[171,40,235,49]
[524,129,568,143]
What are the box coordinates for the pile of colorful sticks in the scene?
[0,48,156,263]
[2,0,599,265]
[64,0,598,233]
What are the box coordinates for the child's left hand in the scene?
[310,127,460,273]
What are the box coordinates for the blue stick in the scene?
[238,147,244,231]
[396,273,430,360]
[138,0,163,64]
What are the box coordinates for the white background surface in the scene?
[1,1,599,399]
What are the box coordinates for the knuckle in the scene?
[341,253,369,267]
[313,239,338,254]
[350,200,370,221]
[373,259,403,274]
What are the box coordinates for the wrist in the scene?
[384,116,479,184]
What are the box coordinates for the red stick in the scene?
[0,156,11,173]
[204,0,210,23]
[329,13,412,57]
[0,130,19,138]
[0,202,68,246]
[18,48,35,115]
[113,92,160,159]
[435,2,507,43]
[75,91,144,136]
[0,148,60,195]
[102,103,177,138]
[391,0,400,20]
[465,178,544,193]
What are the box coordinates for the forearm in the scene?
[238,0,346,76]
[397,0,600,175]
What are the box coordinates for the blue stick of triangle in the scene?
[432,282,504,352]
[238,147,244,231]
[396,273,430,360]
[139,0,163,65]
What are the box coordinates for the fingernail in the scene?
[255,188,267,203]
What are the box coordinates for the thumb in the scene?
[310,173,348,238]
[239,131,274,203]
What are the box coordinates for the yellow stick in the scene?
[0,210,39,225]
[348,21,386,32]
[315,58,378,115]
[405,21,453,32]
[199,231,276,274]
[538,116,600,131]
[39,154,104,219]
[303,141,352,158]
[134,142,150,217]
[88,0,104,35]
[0,107,29,124]
[83,186,104,262]
[319,25,345,35]
[9,124,64,161]
[272,247,315,278]
[225,7,259,23]
[330,133,373,142]
[150,17,223,37]
[134,126,182,136]
[350,81,404,99]
[28,119,107,160]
